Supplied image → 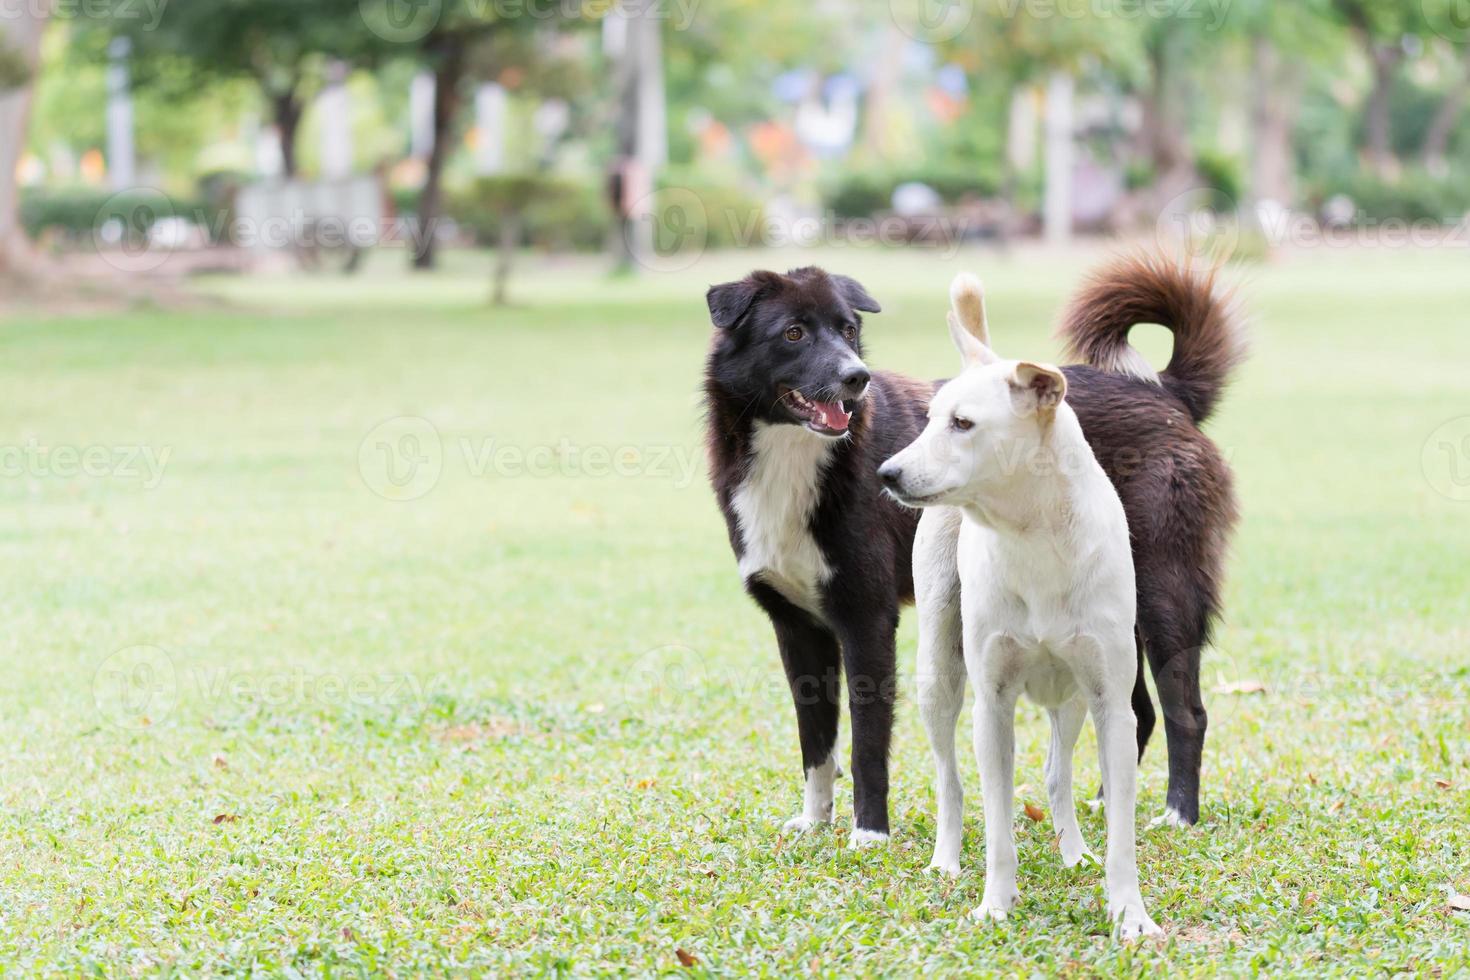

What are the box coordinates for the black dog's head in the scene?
[705,267,879,439]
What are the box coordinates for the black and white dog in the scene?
[703,258,1241,841]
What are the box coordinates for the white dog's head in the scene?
[878,273,1067,508]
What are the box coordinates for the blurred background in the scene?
[4,3,1470,971]
[3,0,1469,290]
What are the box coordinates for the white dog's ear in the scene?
[1009,361,1068,416]
[947,273,998,368]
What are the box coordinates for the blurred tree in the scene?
[1421,42,1470,174]
[0,1,49,278]
[947,0,1141,237]
[105,0,382,178]
[402,5,583,271]
[1330,0,1431,176]
[1228,0,1344,211]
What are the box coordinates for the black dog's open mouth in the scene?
[779,386,854,435]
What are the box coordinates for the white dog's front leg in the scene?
[915,507,967,875]
[1046,697,1095,868]
[1093,696,1161,940]
[971,688,1019,922]
[918,644,965,875]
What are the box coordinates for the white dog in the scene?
[877,274,1160,940]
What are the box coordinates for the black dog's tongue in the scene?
[812,400,851,431]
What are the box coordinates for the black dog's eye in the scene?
[951,416,974,432]
[784,325,804,342]
[841,323,857,343]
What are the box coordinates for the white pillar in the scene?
[1043,71,1074,246]
[634,10,666,171]
[319,62,352,180]
[474,83,506,175]
[410,72,436,160]
[106,36,136,190]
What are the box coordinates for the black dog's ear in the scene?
[832,274,881,314]
[706,277,763,328]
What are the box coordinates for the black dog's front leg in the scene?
[832,606,900,839]
[749,583,843,829]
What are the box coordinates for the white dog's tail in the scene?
[949,273,989,347]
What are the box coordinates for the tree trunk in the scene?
[413,34,466,271]
[491,210,520,306]
[272,90,303,178]
[1249,35,1301,211]
[1422,46,1470,176]
[1364,42,1402,177]
[0,5,49,279]
[1140,24,1196,203]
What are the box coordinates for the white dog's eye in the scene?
[950,416,974,432]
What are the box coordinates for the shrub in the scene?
[1321,171,1470,223]
[449,176,607,252]
[823,163,1002,219]
[19,187,208,246]
[654,178,763,251]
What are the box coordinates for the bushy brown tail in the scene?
[1057,253,1246,425]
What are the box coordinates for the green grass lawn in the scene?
[1,244,1468,975]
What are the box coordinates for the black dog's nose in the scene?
[843,367,871,390]
[877,463,903,489]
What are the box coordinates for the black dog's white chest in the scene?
[731,423,835,620]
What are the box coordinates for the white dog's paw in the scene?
[1058,836,1099,869]
[782,814,827,835]
[849,828,890,849]
[1113,901,1162,941]
[1147,807,1192,830]
[970,888,1019,924]
[927,856,961,877]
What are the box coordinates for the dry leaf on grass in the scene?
[212,813,237,825]
[1447,888,1470,912]
[1024,803,1045,822]
[675,948,699,967]
[1435,778,1452,789]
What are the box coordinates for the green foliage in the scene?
[1317,170,1470,221]
[1195,149,1244,201]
